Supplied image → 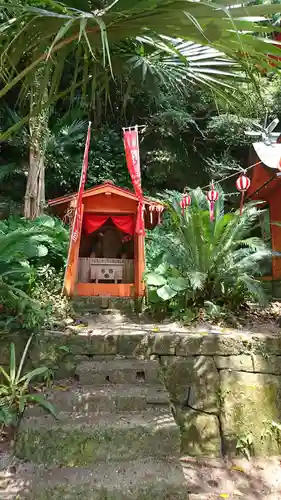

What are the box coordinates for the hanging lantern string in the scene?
[179,160,261,222]
[199,160,262,192]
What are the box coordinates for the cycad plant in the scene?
[0,335,56,430]
[146,188,272,315]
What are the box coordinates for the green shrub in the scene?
[145,189,272,319]
[0,215,69,329]
[0,335,56,430]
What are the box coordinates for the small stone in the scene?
[64,317,74,325]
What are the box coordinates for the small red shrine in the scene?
[48,181,163,298]
[247,142,281,280]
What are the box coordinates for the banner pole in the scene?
[62,121,92,295]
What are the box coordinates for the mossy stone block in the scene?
[175,333,244,356]
[221,370,281,455]
[15,415,180,466]
[177,408,221,457]
[161,356,219,413]
[215,354,281,374]
[150,334,179,355]
[117,333,146,355]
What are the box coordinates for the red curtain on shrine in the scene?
[112,215,134,235]
[83,214,134,235]
[83,214,108,234]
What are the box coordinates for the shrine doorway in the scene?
[78,214,135,286]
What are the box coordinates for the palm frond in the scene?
[0,163,24,181]
[48,119,87,149]
[0,0,281,123]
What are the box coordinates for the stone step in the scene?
[26,384,170,415]
[188,496,243,500]
[16,458,188,499]
[76,358,162,386]
[71,297,135,314]
[187,496,273,500]
[16,411,180,466]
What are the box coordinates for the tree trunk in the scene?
[24,70,49,220]
[24,136,45,219]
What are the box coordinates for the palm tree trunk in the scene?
[24,70,49,220]
[24,135,44,219]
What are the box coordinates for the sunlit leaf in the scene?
[19,366,49,387]
[9,343,16,383]
[168,276,189,291]
[146,272,167,286]
[157,284,177,300]
[27,394,58,419]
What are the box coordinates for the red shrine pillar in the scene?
[270,197,281,279]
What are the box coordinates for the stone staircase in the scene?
[14,356,188,499]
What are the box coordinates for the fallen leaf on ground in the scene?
[33,384,44,392]
[53,385,70,391]
[231,465,245,473]
[219,495,229,499]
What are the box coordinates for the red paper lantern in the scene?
[236,173,251,215]
[180,194,191,215]
[206,183,219,221]
[236,174,251,192]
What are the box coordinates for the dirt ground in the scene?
[181,456,281,499]
[221,302,281,335]
[75,299,281,336]
[178,301,281,336]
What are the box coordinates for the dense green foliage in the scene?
[2,76,281,208]
[145,190,272,321]
[1,0,281,209]
[0,216,69,329]
[0,0,281,327]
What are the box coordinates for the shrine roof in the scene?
[48,181,163,207]
[252,142,281,171]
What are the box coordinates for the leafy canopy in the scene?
[1,0,281,126]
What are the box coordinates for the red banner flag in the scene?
[123,127,145,235]
[63,122,91,294]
